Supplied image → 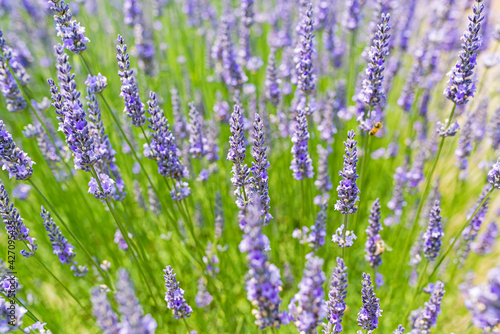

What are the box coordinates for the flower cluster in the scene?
[48,0,90,54]
[357,273,382,331]
[90,288,119,334]
[472,222,498,255]
[409,281,445,333]
[295,3,316,96]
[187,102,207,159]
[323,257,348,333]
[290,97,314,180]
[163,265,193,319]
[332,224,357,248]
[365,199,383,268]
[0,120,34,180]
[335,130,359,214]
[0,30,27,113]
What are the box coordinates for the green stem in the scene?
[342,215,349,259]
[27,179,114,291]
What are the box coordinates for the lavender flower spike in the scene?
[48,0,90,54]
[239,196,284,329]
[265,49,280,107]
[314,145,332,205]
[289,253,326,333]
[472,222,498,255]
[455,112,473,179]
[444,0,485,105]
[343,0,362,31]
[290,97,314,181]
[0,120,35,180]
[187,102,207,159]
[393,325,405,334]
[332,224,357,248]
[116,35,146,127]
[163,265,193,319]
[357,273,382,331]
[115,269,157,333]
[0,30,27,112]
[360,13,391,108]
[410,281,445,333]
[296,3,316,96]
[251,113,272,225]
[488,159,500,189]
[323,257,348,334]
[365,199,383,269]
[335,130,359,214]
[0,180,37,258]
[423,200,444,261]
[91,287,119,334]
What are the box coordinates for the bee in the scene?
[369,122,383,136]
[374,239,392,256]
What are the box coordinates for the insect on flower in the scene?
[369,122,383,136]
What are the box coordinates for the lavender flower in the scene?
[265,49,280,107]
[393,325,405,334]
[317,93,338,144]
[423,200,444,261]
[314,145,332,205]
[114,229,133,251]
[239,196,284,329]
[436,120,460,138]
[365,199,383,269]
[85,73,107,93]
[384,162,408,226]
[214,191,224,239]
[443,0,485,105]
[489,107,500,150]
[144,92,190,200]
[308,203,327,251]
[410,281,445,333]
[295,3,316,96]
[213,91,230,123]
[88,173,115,200]
[116,35,146,127]
[195,277,213,308]
[488,159,500,189]
[116,269,157,333]
[360,14,391,108]
[163,265,193,319]
[12,184,30,200]
[343,0,362,31]
[357,273,382,331]
[323,257,348,334]
[187,102,207,159]
[0,120,35,180]
[455,113,473,178]
[291,98,314,180]
[171,88,188,139]
[23,321,52,333]
[463,265,500,331]
[0,297,27,331]
[458,185,492,265]
[0,30,27,112]
[48,0,90,54]
[227,105,250,210]
[332,224,357,248]
[148,185,162,216]
[123,0,142,26]
[251,113,272,225]
[218,18,247,90]
[335,130,359,214]
[0,180,37,258]
[289,253,326,333]
[91,287,119,334]
[471,98,488,144]
[52,45,99,172]
[472,222,498,255]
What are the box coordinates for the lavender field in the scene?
[0,0,500,333]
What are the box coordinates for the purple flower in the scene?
[116,35,146,127]
[489,107,500,150]
[436,120,460,137]
[444,0,485,105]
[250,113,272,225]
[213,91,230,123]
[195,278,213,308]
[114,229,132,251]
[384,163,407,226]
[335,130,359,214]
[314,145,332,205]
[360,13,391,108]
[123,0,142,26]
[343,0,362,31]
[88,173,116,200]
[85,73,107,94]
[472,222,498,255]
[214,191,224,239]
[317,93,338,144]
[48,0,90,54]
[0,30,27,112]
[423,200,444,261]
[239,196,284,329]
[0,298,27,331]
[488,159,500,189]
[116,269,157,333]
[163,265,193,319]
[187,102,207,159]
[455,112,473,178]
[91,287,119,334]
[332,224,357,248]
[265,49,280,107]
[393,325,405,334]
[217,18,247,90]
[289,253,326,333]
[0,180,37,258]
[295,3,316,96]
[171,88,188,140]
[0,120,35,180]
[357,273,382,331]
[323,257,348,334]
[12,184,30,200]
[145,91,190,200]
[463,265,500,331]
[290,97,314,181]
[410,281,445,333]
[23,321,51,333]
[365,199,383,269]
